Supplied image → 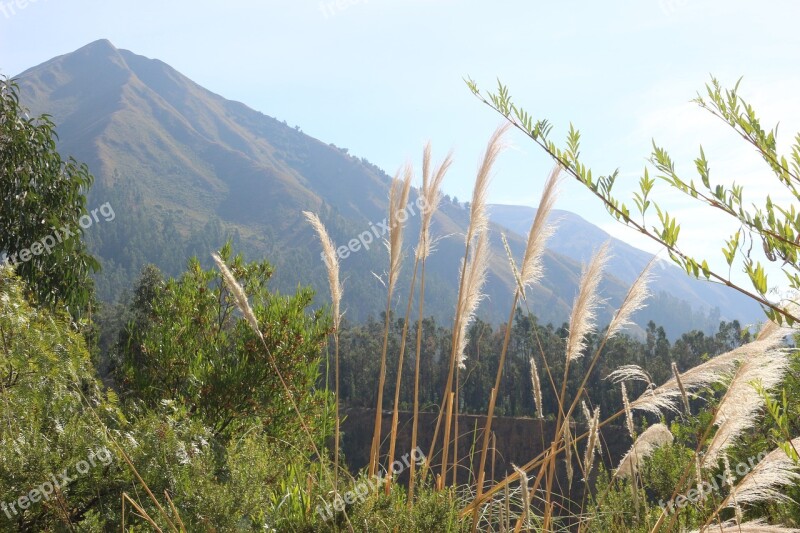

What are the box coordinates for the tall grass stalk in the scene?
[541,242,610,525]
[302,211,343,490]
[387,144,452,496]
[469,164,561,532]
[425,124,508,484]
[368,166,412,478]
[442,228,490,483]
[452,366,461,486]
[385,248,420,491]
[408,145,451,498]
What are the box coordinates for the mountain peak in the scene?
[80,38,118,52]
[66,38,126,69]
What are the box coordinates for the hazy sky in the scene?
[2,0,799,292]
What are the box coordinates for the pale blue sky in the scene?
[2,0,799,292]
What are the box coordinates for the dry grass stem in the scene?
[672,362,691,415]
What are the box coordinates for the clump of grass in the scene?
[427,124,509,483]
[302,128,799,533]
[470,164,561,531]
[387,144,452,495]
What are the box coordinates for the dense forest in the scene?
[330,313,747,419]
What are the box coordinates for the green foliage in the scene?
[118,244,332,441]
[0,77,99,317]
[468,76,800,325]
[0,266,117,530]
[111,404,323,531]
[0,256,345,531]
[314,478,466,532]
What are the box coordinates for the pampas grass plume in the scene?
[212,253,262,339]
[565,242,610,362]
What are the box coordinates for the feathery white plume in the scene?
[530,357,544,419]
[581,400,592,424]
[703,349,791,467]
[212,253,261,339]
[455,229,490,369]
[501,233,524,298]
[303,212,342,330]
[386,165,413,293]
[565,242,610,362]
[467,124,509,245]
[605,365,654,387]
[622,382,635,439]
[417,145,452,260]
[720,437,800,509]
[517,165,561,296]
[615,423,673,478]
[607,260,653,338]
[583,407,601,480]
[630,319,790,416]
[512,464,530,528]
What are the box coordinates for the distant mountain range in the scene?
[487,205,763,334]
[13,39,763,337]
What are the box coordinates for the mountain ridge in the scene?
[13,39,762,336]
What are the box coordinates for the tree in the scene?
[0,265,338,531]
[118,244,332,440]
[467,77,800,325]
[0,76,99,316]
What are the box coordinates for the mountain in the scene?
[12,39,762,336]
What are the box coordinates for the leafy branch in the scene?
[466,76,800,325]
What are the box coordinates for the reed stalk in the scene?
[368,167,412,477]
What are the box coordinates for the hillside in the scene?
[488,205,763,332]
[14,39,761,335]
